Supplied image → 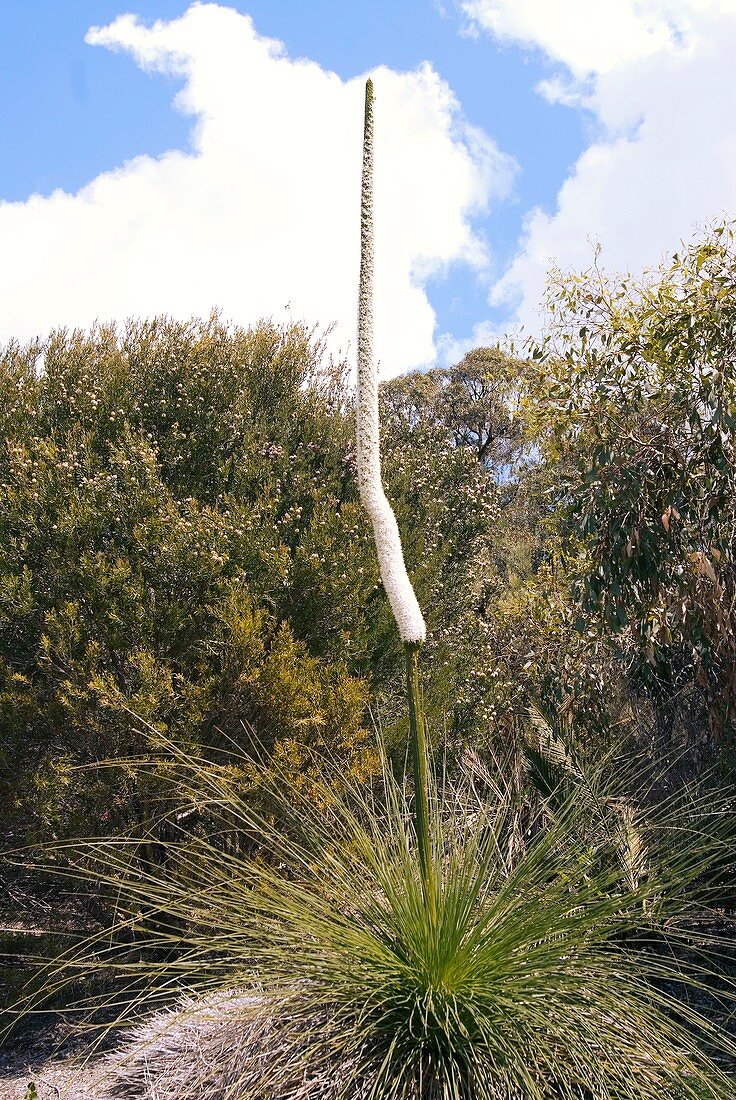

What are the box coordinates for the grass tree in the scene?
[356,77,434,912]
[27,728,736,1100]
[9,78,736,1100]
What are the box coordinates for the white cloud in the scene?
[462,0,736,76]
[462,0,675,75]
[464,0,736,333]
[0,3,514,378]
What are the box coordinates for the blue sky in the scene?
[0,3,583,205]
[0,1,734,375]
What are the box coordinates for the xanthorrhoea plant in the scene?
[11,76,736,1100]
[27,737,736,1100]
[356,78,435,910]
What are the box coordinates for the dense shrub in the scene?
[536,225,736,746]
[0,316,375,842]
[379,349,622,753]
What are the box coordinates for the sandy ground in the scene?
[0,1019,114,1100]
[0,1061,105,1100]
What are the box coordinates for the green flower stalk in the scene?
[356,78,434,911]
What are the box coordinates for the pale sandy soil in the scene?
[1,1060,105,1100]
[0,1020,114,1100]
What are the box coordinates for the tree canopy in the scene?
[537,227,736,740]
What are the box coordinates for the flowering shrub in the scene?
[0,317,373,843]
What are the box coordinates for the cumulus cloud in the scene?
[0,3,514,377]
[461,0,736,76]
[462,0,676,75]
[464,0,736,331]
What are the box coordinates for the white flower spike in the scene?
[357,79,426,645]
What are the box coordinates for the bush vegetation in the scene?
[2,222,736,1097]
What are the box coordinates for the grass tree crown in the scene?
[356,78,426,645]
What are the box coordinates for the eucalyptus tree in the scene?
[538,226,736,743]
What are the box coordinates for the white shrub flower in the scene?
[357,80,426,645]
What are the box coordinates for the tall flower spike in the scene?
[357,79,426,645]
